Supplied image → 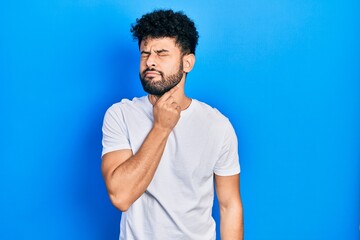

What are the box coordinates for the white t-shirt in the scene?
[102,96,240,240]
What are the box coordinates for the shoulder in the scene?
[103,96,153,127]
[189,99,235,136]
[192,99,230,124]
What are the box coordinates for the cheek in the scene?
[165,60,181,71]
[139,60,146,71]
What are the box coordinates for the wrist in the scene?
[151,124,172,138]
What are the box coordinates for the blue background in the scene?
[1,1,359,239]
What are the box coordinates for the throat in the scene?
[180,97,192,111]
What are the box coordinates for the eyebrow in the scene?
[140,49,169,54]
[154,49,169,54]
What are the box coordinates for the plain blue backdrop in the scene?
[1,1,359,239]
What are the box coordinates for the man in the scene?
[101,9,243,239]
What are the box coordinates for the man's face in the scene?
[139,37,184,96]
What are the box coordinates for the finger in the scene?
[166,96,175,104]
[149,94,159,105]
[171,102,181,111]
[175,105,181,112]
[158,86,179,102]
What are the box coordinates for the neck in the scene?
[148,88,191,111]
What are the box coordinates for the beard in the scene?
[139,61,184,96]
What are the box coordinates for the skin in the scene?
[216,174,244,239]
[139,38,184,96]
[102,37,243,239]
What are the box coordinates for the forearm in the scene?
[106,126,170,211]
[220,202,244,240]
[103,88,181,211]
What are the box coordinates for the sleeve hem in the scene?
[214,167,241,176]
[101,146,131,157]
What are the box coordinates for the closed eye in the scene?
[154,49,169,56]
[141,51,150,56]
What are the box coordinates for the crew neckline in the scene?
[144,95,196,118]
[180,98,195,117]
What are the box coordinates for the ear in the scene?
[182,54,196,73]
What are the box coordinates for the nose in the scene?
[146,53,156,68]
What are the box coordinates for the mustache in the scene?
[142,68,163,76]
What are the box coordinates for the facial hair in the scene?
[140,61,184,96]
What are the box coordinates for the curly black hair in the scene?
[130,9,199,55]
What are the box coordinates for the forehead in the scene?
[140,37,180,51]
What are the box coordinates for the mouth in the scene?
[144,70,162,78]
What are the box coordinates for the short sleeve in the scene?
[214,120,241,176]
[101,104,131,156]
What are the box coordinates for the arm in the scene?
[215,173,244,240]
[101,87,181,212]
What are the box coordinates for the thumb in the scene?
[149,94,160,105]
